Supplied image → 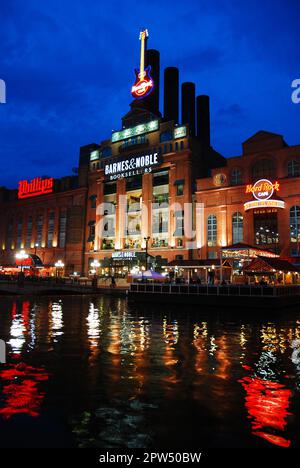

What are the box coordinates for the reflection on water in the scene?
[0,296,300,448]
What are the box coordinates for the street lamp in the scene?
[91,260,100,275]
[54,260,64,278]
[144,236,150,271]
[34,243,39,255]
[15,250,29,272]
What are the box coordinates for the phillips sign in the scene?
[18,177,54,199]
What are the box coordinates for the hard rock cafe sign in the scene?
[131,29,154,100]
[245,179,280,201]
[244,179,284,211]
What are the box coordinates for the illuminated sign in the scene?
[18,178,54,199]
[112,120,159,143]
[174,126,187,139]
[245,179,280,201]
[244,200,285,211]
[90,150,99,161]
[131,29,154,100]
[104,152,161,181]
[112,251,137,260]
[131,78,153,99]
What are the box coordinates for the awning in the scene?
[243,256,300,274]
[15,254,43,268]
[222,243,279,259]
[167,259,231,269]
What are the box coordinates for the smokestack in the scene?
[197,95,211,146]
[181,82,196,136]
[164,67,179,123]
[143,49,160,115]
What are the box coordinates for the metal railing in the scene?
[130,283,300,297]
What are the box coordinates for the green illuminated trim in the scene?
[112,120,159,143]
[174,126,187,139]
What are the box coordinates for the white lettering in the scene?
[292,79,300,104]
[0,79,6,104]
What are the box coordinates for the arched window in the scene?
[207,215,217,247]
[231,168,242,186]
[160,131,173,143]
[287,160,300,178]
[232,212,243,243]
[290,206,300,243]
[252,159,275,181]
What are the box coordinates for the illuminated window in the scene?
[36,215,43,246]
[25,216,33,248]
[290,206,300,246]
[47,212,55,248]
[59,210,67,248]
[231,168,242,186]
[232,212,243,243]
[152,211,169,234]
[287,160,300,178]
[252,159,275,181]
[207,215,217,247]
[254,211,278,245]
[174,211,184,237]
[174,179,184,196]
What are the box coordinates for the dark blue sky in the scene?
[0,0,299,188]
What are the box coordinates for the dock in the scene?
[128,283,300,308]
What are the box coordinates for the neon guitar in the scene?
[131,29,154,99]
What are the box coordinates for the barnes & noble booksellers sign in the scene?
[104,151,161,180]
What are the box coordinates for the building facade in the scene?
[196,131,300,261]
[0,173,88,275]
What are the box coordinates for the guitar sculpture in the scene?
[131,29,154,99]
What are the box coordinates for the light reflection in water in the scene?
[8,301,31,354]
[0,360,49,420]
[50,300,63,341]
[87,302,100,358]
[1,297,300,447]
[239,372,292,448]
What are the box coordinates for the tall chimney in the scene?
[143,49,160,115]
[197,95,211,146]
[164,67,179,123]
[182,82,196,136]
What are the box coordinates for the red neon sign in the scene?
[18,177,54,199]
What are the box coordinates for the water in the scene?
[0,295,300,448]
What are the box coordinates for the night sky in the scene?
[0,0,299,188]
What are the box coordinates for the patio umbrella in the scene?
[132,270,165,280]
